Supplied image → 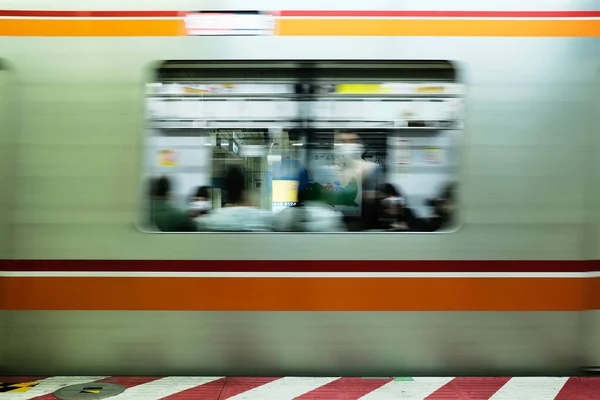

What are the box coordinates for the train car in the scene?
[0,0,599,377]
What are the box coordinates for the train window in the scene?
[141,61,463,233]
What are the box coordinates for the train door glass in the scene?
[140,61,463,233]
[0,60,14,372]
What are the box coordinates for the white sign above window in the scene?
[184,12,275,36]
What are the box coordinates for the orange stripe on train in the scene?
[278,19,600,37]
[0,18,599,37]
[2,276,597,311]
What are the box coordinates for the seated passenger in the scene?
[273,168,345,232]
[423,181,457,231]
[380,183,407,230]
[188,186,212,219]
[149,176,196,232]
[196,166,273,232]
[396,182,457,232]
[378,182,441,232]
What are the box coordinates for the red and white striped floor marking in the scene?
[4,376,600,399]
[216,377,281,399]
[554,377,600,399]
[295,377,393,399]
[158,377,226,399]
[425,377,512,399]
[226,377,340,399]
[360,377,455,399]
[488,377,569,400]
[107,377,223,399]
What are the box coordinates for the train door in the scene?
[582,67,600,373]
[0,59,16,373]
[0,61,14,257]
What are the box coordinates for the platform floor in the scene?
[1,376,600,399]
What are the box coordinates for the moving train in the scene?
[0,0,599,376]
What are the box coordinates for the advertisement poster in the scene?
[390,139,412,166]
[158,149,178,166]
[424,147,444,164]
[305,150,362,216]
[272,180,299,212]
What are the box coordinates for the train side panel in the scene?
[0,0,598,375]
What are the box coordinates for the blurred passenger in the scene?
[424,182,456,231]
[393,181,456,232]
[378,182,449,232]
[274,168,345,232]
[149,176,196,232]
[196,166,273,232]
[334,132,383,230]
[380,183,407,230]
[188,186,212,219]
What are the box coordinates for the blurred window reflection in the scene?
[141,62,462,233]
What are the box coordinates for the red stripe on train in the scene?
[0,10,599,18]
[0,10,182,17]
[0,259,591,273]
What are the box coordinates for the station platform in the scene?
[1,376,600,399]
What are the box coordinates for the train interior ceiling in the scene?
[145,61,462,232]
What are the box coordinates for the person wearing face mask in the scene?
[333,132,383,231]
[188,186,212,219]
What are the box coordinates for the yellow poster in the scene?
[425,147,443,164]
[416,85,446,94]
[336,84,391,94]
[272,180,299,203]
[158,149,178,166]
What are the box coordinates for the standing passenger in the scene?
[334,132,384,230]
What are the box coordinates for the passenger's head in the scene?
[225,165,246,204]
[381,183,401,199]
[150,176,171,199]
[189,186,212,215]
[190,186,211,202]
[334,132,364,160]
